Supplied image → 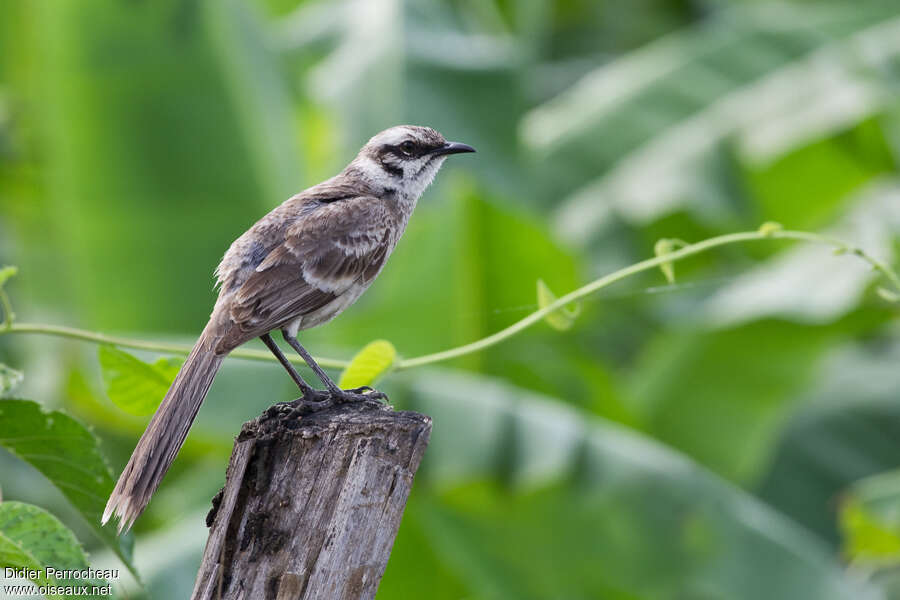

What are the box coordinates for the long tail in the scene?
[103,323,224,533]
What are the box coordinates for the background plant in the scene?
[2,0,900,598]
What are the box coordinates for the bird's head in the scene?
[353,125,475,198]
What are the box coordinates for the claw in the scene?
[272,389,336,418]
[345,385,386,398]
[331,386,388,404]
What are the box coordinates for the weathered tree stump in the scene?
[191,398,432,600]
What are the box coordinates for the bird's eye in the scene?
[399,141,415,155]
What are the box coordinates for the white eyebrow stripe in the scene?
[369,127,417,147]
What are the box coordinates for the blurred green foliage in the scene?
[98,346,183,416]
[2,0,900,598]
[0,501,107,596]
[0,399,136,576]
[841,471,900,565]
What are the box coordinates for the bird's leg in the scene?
[281,329,386,403]
[260,333,319,398]
[280,330,341,394]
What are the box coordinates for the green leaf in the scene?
[755,339,900,546]
[99,345,181,416]
[0,265,17,328]
[840,471,900,566]
[0,265,17,289]
[0,399,137,577]
[877,287,900,303]
[338,340,396,389]
[653,238,684,284]
[388,370,875,600]
[758,221,784,236]
[536,3,900,242]
[536,279,581,331]
[705,188,900,325]
[0,364,24,397]
[0,501,105,599]
[745,118,895,231]
[628,318,867,483]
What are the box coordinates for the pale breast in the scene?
[291,281,372,331]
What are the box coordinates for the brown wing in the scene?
[216,197,393,351]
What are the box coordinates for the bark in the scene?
[191,398,432,600]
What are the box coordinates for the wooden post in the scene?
[191,399,432,600]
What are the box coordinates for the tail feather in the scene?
[103,325,224,533]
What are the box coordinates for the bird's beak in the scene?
[431,141,476,157]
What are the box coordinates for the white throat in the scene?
[352,155,447,208]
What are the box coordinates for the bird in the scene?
[102,125,475,533]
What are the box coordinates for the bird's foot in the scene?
[325,385,388,404]
[274,389,333,417]
[275,386,386,418]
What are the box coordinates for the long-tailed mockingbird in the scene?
[103,125,475,532]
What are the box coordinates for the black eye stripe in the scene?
[381,142,443,159]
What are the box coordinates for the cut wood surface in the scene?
[191,398,432,600]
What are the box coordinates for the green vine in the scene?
[1,228,898,371]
